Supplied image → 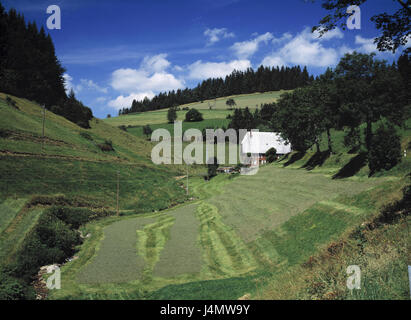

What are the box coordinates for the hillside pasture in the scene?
[52,164,389,299]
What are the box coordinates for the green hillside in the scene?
[0,93,188,269]
[1,92,409,300]
[103,90,288,128]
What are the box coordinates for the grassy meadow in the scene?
[102,91,288,128]
[0,91,409,300]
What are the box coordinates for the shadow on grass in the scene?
[302,150,331,170]
[283,151,306,167]
[333,152,367,179]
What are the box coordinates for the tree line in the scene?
[119,65,314,115]
[0,3,93,128]
[228,52,410,174]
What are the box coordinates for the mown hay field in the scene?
[52,164,391,299]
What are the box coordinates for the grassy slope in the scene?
[48,91,410,300]
[0,93,187,265]
[102,91,289,128]
[1,91,409,300]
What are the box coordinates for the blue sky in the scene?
[2,0,407,118]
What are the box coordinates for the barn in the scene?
[241,132,292,165]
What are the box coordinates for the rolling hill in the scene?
[0,91,409,300]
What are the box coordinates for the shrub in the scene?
[80,131,93,141]
[368,123,402,174]
[185,108,203,122]
[207,157,219,179]
[143,124,153,138]
[167,107,177,123]
[118,125,127,132]
[344,127,361,152]
[98,139,114,152]
[12,206,109,289]
[0,271,31,300]
[226,98,236,108]
[6,96,18,109]
[0,129,11,138]
[265,147,277,163]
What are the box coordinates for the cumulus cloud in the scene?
[272,32,292,44]
[204,28,235,45]
[231,32,273,59]
[80,79,108,93]
[312,27,344,41]
[141,53,171,73]
[260,55,287,68]
[355,35,378,53]
[261,27,342,68]
[111,68,184,93]
[109,54,184,109]
[63,73,82,94]
[110,54,184,95]
[188,59,251,79]
[108,92,155,110]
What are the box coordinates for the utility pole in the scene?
[116,170,120,216]
[186,165,189,196]
[42,105,46,153]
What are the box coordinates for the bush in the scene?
[143,124,153,138]
[0,129,11,138]
[0,271,31,300]
[47,206,96,229]
[207,157,219,179]
[80,131,93,141]
[98,139,114,152]
[118,125,127,132]
[6,96,18,109]
[185,108,203,122]
[12,206,109,290]
[265,147,277,163]
[167,107,177,123]
[368,123,402,174]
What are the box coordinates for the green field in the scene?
[0,93,188,269]
[102,91,289,128]
[1,91,410,300]
[178,90,290,110]
[127,119,231,138]
[49,164,404,299]
[104,109,232,127]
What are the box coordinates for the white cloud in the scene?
[141,53,171,73]
[231,32,273,59]
[261,55,287,68]
[272,32,292,44]
[111,54,184,94]
[80,79,108,93]
[188,59,251,79]
[95,97,107,103]
[312,27,344,41]
[108,92,155,110]
[111,68,184,93]
[204,28,235,45]
[63,73,82,94]
[355,35,378,53]
[261,27,341,68]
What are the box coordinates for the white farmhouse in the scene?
[241,132,291,165]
